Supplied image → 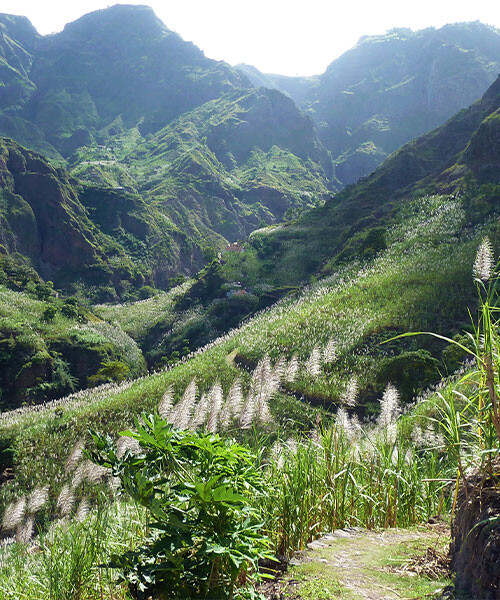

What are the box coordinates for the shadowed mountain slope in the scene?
[231,73,500,286]
[240,22,500,186]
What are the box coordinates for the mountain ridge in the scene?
[238,21,500,186]
[0,4,336,292]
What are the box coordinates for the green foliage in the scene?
[0,285,146,407]
[88,360,130,387]
[61,298,86,321]
[42,305,57,322]
[376,350,440,403]
[0,501,146,600]
[89,416,271,599]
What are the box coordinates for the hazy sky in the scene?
[3,1,500,76]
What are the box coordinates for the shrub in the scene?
[88,360,130,386]
[42,305,57,322]
[88,416,271,600]
[377,350,440,402]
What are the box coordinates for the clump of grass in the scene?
[261,406,451,557]
[0,501,146,600]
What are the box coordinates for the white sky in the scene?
[2,1,500,76]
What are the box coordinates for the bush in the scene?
[61,298,80,319]
[42,305,57,322]
[89,416,271,600]
[377,350,440,402]
[87,360,130,386]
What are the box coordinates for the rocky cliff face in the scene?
[0,138,99,279]
[241,22,500,187]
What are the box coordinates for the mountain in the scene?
[239,22,500,186]
[229,73,500,288]
[72,86,333,255]
[0,5,336,290]
[0,5,250,158]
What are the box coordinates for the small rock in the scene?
[307,540,328,549]
[333,529,351,538]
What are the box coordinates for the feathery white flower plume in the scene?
[206,383,223,433]
[219,398,232,431]
[116,435,141,459]
[473,237,494,281]
[256,393,273,425]
[305,346,322,377]
[227,379,244,420]
[336,407,354,439]
[83,460,108,484]
[27,487,49,514]
[193,393,209,429]
[65,440,84,473]
[322,339,337,364]
[240,393,256,429]
[377,383,401,443]
[2,497,26,532]
[158,385,174,419]
[250,357,275,425]
[273,357,286,382]
[171,380,197,430]
[270,442,284,470]
[343,377,358,407]
[284,355,299,383]
[57,485,75,517]
[17,517,34,545]
[75,498,90,522]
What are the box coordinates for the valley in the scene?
[0,4,500,599]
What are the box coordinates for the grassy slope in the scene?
[0,191,487,502]
[0,284,146,408]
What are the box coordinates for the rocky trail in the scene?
[262,524,452,600]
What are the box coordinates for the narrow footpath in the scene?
[262,524,451,600]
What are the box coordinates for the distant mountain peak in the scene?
[60,3,170,39]
[0,12,40,45]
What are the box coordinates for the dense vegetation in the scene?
[2,6,500,598]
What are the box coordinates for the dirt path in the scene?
[264,525,451,600]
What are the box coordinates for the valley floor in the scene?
[262,525,451,600]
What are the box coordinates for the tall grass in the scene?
[0,501,145,600]
[261,420,450,557]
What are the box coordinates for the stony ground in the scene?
[261,523,452,600]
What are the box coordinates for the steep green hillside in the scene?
[0,5,249,158]
[76,74,500,376]
[0,282,146,409]
[234,74,500,286]
[0,136,203,296]
[0,6,336,289]
[241,22,500,186]
[103,88,333,240]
